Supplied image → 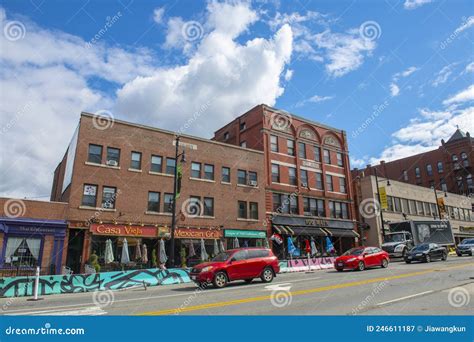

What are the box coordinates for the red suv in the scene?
[189,248,280,288]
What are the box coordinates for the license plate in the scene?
[337,262,343,266]
[191,276,196,280]
[407,256,412,259]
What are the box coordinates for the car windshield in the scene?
[411,244,430,252]
[384,233,405,243]
[343,248,365,256]
[211,252,233,262]
[461,239,474,245]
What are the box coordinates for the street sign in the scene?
[173,140,197,150]
[379,186,388,209]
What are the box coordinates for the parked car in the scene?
[456,238,474,256]
[405,243,447,263]
[334,247,389,272]
[189,248,280,288]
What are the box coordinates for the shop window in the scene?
[204,164,214,180]
[238,169,247,185]
[270,135,278,152]
[148,192,160,212]
[271,164,280,183]
[323,149,331,164]
[102,186,117,209]
[130,151,142,170]
[336,152,343,167]
[221,167,230,183]
[191,162,201,178]
[249,202,258,220]
[286,139,295,156]
[437,161,443,173]
[3,237,41,267]
[106,147,120,166]
[314,146,321,162]
[326,174,333,191]
[166,158,176,175]
[298,142,306,159]
[164,193,173,213]
[88,144,102,164]
[203,197,214,216]
[151,155,163,173]
[82,184,97,207]
[426,164,433,176]
[289,167,297,185]
[238,201,247,219]
[339,177,346,193]
[300,170,308,186]
[289,195,298,214]
[316,173,323,190]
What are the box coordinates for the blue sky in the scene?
[0,0,473,198]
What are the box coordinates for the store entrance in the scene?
[66,229,85,274]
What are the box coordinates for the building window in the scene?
[424,202,431,216]
[387,196,394,212]
[437,161,443,173]
[441,179,447,192]
[240,141,247,148]
[249,202,258,220]
[336,152,343,167]
[203,197,214,216]
[106,147,120,166]
[401,198,409,214]
[303,197,324,217]
[329,201,335,218]
[451,154,458,161]
[416,201,424,215]
[298,142,306,159]
[101,186,116,209]
[221,167,230,183]
[403,170,408,181]
[240,122,246,131]
[272,193,282,212]
[238,201,247,218]
[189,196,202,216]
[339,177,346,193]
[329,201,348,219]
[289,195,298,214]
[461,152,469,167]
[415,167,421,178]
[394,197,401,212]
[82,184,97,207]
[426,164,433,176]
[287,139,295,156]
[130,151,142,170]
[341,203,349,219]
[191,162,201,178]
[147,192,160,212]
[271,164,280,183]
[204,164,214,180]
[223,132,229,140]
[163,193,173,213]
[166,158,176,175]
[314,146,321,162]
[316,173,323,190]
[151,155,162,173]
[409,200,416,214]
[326,174,333,191]
[88,144,102,164]
[3,237,40,268]
[270,135,278,152]
[323,149,331,164]
[248,171,257,185]
[301,169,308,186]
[238,169,247,185]
[288,167,297,185]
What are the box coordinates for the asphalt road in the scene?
[1,256,473,316]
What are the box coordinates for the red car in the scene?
[189,248,280,288]
[334,247,389,271]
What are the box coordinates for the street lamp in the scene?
[168,135,186,268]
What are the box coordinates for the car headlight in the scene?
[201,266,213,273]
[346,258,356,262]
[415,253,422,256]
[394,245,405,252]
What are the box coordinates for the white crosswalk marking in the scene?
[6,306,107,316]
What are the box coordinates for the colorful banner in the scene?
[379,186,388,209]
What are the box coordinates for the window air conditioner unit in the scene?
[107,160,118,167]
[103,202,114,209]
[301,182,308,187]
[248,180,258,186]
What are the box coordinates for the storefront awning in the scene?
[323,228,359,238]
[273,225,293,235]
[290,227,327,237]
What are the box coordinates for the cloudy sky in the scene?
[0,0,473,199]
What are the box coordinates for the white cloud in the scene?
[295,94,334,107]
[455,16,474,34]
[431,63,456,87]
[443,84,474,105]
[153,7,165,24]
[390,83,400,97]
[393,66,418,81]
[464,61,474,73]
[284,69,293,81]
[403,0,433,10]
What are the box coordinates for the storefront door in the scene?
[66,229,84,274]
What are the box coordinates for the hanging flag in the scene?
[287,237,296,255]
[325,237,335,253]
[176,162,183,199]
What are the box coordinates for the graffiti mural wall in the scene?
[280,257,336,273]
[0,268,191,298]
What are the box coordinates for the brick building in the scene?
[213,104,358,257]
[352,128,474,196]
[50,113,265,273]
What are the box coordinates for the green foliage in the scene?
[180,246,187,268]
[151,248,157,268]
[88,251,100,273]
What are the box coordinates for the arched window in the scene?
[437,161,443,173]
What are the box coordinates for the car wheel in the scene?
[405,260,411,264]
[261,267,274,283]
[425,254,431,263]
[357,261,365,271]
[401,248,407,259]
[441,252,447,261]
[244,279,253,284]
[336,268,343,272]
[213,272,228,288]
[381,258,389,268]
[456,253,462,257]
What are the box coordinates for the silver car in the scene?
[456,238,474,256]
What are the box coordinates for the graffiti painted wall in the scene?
[0,268,191,298]
[279,257,335,272]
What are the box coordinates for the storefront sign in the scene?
[379,186,388,210]
[460,226,474,233]
[224,229,266,239]
[305,218,329,227]
[301,160,321,170]
[14,225,57,234]
[274,215,354,230]
[90,224,158,237]
[174,228,222,239]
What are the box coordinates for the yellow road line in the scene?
[139,262,474,316]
